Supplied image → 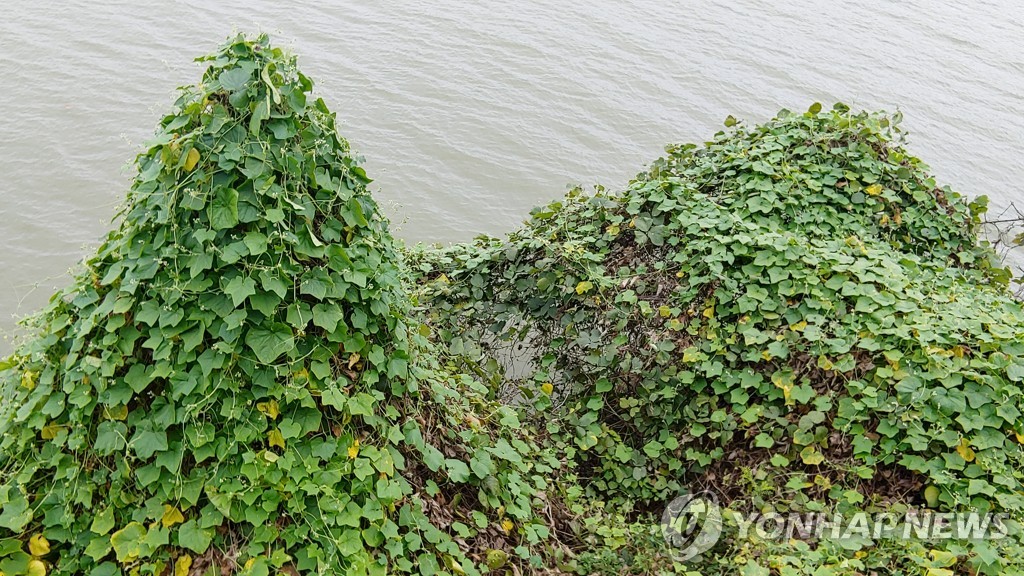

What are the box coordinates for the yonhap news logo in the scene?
[660,491,723,561]
[659,493,1008,562]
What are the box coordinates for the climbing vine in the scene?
[2,33,1024,576]
[412,104,1024,574]
[0,35,554,576]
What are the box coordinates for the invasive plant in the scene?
[0,35,555,576]
[412,104,1024,573]
[3,34,1023,575]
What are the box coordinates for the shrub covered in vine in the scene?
[412,104,1024,573]
[0,35,557,576]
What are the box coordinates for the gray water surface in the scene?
[1,1,1022,352]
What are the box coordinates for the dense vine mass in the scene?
[0,35,553,576]
[411,107,1024,572]
[2,34,1024,576]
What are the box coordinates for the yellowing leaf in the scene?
[928,549,959,567]
[174,555,193,576]
[103,405,128,421]
[790,320,808,332]
[956,438,975,462]
[348,353,360,369]
[702,306,715,319]
[27,560,46,576]
[500,519,514,533]
[1016,432,1024,444]
[575,281,594,295]
[29,534,50,556]
[658,305,672,318]
[348,438,360,459]
[268,429,286,450]
[541,383,553,395]
[40,424,61,440]
[818,355,834,371]
[21,370,37,390]
[800,446,825,466]
[443,554,466,575]
[184,148,201,172]
[257,400,280,420]
[865,183,883,196]
[161,505,185,528]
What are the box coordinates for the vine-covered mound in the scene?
[0,35,556,576]
[413,106,1024,570]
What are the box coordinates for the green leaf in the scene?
[208,187,239,230]
[250,97,271,134]
[643,440,664,458]
[300,269,332,300]
[177,520,214,553]
[337,529,362,557]
[347,393,375,418]
[469,453,494,479]
[245,323,294,364]
[0,491,31,531]
[487,439,523,464]
[131,428,168,459]
[445,459,471,482]
[312,303,345,333]
[91,508,117,535]
[218,66,254,91]
[94,421,128,455]
[243,232,268,256]
[224,275,257,307]
[421,443,445,472]
[249,292,281,316]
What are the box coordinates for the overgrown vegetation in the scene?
[411,105,1024,573]
[0,35,555,576]
[2,34,1024,576]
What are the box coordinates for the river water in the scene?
[1,1,1022,352]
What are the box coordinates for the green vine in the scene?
[0,35,553,576]
[3,33,1024,576]
[412,104,1024,573]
